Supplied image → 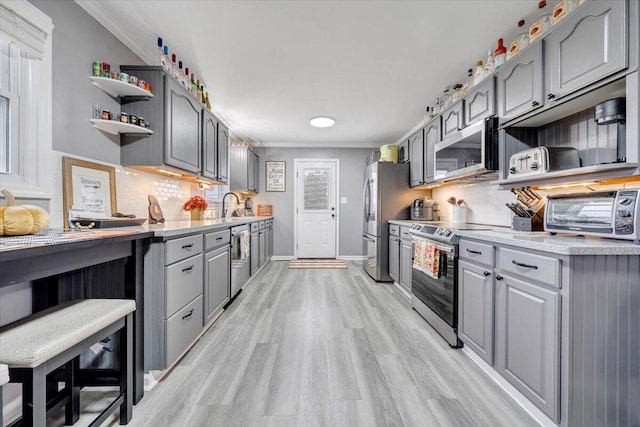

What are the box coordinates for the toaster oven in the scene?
[544,190,640,243]
[508,147,580,178]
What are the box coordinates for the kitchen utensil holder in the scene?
[452,205,468,224]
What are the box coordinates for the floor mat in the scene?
[288,259,348,269]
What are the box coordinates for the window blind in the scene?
[0,3,46,59]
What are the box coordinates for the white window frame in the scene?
[0,0,53,199]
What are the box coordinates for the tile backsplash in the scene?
[50,150,219,228]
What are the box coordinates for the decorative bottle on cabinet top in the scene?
[507,20,528,60]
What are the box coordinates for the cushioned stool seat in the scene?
[0,299,136,426]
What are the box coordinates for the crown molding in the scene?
[252,141,380,149]
[75,0,154,66]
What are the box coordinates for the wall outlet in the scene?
[340,197,348,204]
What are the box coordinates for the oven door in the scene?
[231,228,250,297]
[410,238,457,328]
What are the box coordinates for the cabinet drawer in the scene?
[205,229,231,251]
[460,240,495,267]
[165,234,203,265]
[250,222,259,232]
[259,221,266,230]
[166,253,204,317]
[499,248,561,288]
[389,224,400,236]
[400,227,411,241]
[166,294,203,366]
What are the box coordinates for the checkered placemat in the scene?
[0,231,100,250]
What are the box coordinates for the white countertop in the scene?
[143,216,272,238]
[388,219,640,255]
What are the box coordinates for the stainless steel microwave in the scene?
[545,190,640,243]
[434,117,499,181]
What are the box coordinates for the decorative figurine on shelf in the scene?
[183,195,208,221]
[0,189,50,235]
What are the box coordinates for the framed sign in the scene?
[62,156,117,226]
[266,160,286,192]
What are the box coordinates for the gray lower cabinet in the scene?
[423,118,439,183]
[497,41,544,122]
[250,232,259,274]
[409,129,425,187]
[544,0,627,101]
[458,260,494,364]
[441,101,464,139]
[495,273,560,422]
[464,77,495,127]
[388,235,400,282]
[166,295,203,367]
[259,230,266,266]
[204,245,230,324]
[399,235,412,293]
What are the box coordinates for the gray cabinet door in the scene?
[250,233,259,274]
[464,78,495,127]
[545,0,627,100]
[217,123,229,183]
[165,77,202,173]
[399,240,412,293]
[424,119,440,183]
[247,151,258,192]
[409,130,424,187]
[204,245,230,324]
[495,274,560,421]
[441,101,464,139]
[458,260,494,364]
[398,140,409,163]
[497,42,544,122]
[388,235,400,282]
[253,151,260,192]
[202,110,217,180]
[259,231,266,266]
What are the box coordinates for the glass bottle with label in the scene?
[196,80,203,103]
[441,87,452,109]
[157,37,164,66]
[191,73,197,95]
[162,46,170,73]
[507,20,529,61]
[494,38,507,70]
[529,1,552,43]
[178,61,187,88]
[184,68,191,93]
[463,68,474,94]
[484,49,495,76]
[205,92,211,110]
[552,0,578,25]
[473,61,485,86]
[171,54,179,81]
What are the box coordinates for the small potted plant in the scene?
[183,195,208,221]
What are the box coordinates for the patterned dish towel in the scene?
[413,238,440,279]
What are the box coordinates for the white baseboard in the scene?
[461,347,557,427]
[270,255,294,261]
[338,255,367,261]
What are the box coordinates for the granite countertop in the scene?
[387,219,640,255]
[0,216,272,253]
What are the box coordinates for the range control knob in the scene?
[618,210,632,218]
[444,229,452,237]
[620,198,633,206]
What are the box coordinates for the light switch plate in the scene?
[340,197,348,204]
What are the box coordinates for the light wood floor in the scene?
[53,261,539,426]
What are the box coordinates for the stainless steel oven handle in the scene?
[411,236,455,255]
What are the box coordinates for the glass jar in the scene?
[529,1,552,43]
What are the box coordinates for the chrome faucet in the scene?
[222,192,240,218]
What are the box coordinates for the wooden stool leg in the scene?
[119,313,133,425]
[64,358,80,425]
[21,366,47,427]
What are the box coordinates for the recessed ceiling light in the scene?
[310,117,335,128]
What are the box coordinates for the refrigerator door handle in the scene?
[362,178,370,221]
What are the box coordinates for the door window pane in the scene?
[304,168,329,210]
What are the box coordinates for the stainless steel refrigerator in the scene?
[362,161,424,281]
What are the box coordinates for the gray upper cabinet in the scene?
[441,101,464,139]
[230,146,259,193]
[165,76,202,173]
[423,118,440,183]
[458,260,494,365]
[409,129,424,187]
[495,273,560,422]
[545,0,627,101]
[217,122,229,183]
[398,139,409,163]
[202,110,217,180]
[497,42,544,123]
[464,77,495,127]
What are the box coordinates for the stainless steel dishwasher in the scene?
[230,224,250,297]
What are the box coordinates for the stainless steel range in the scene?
[409,222,490,347]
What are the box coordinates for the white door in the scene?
[295,160,338,258]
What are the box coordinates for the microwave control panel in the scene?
[615,190,638,235]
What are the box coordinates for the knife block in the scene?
[512,205,545,232]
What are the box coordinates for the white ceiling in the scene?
[78,0,538,148]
